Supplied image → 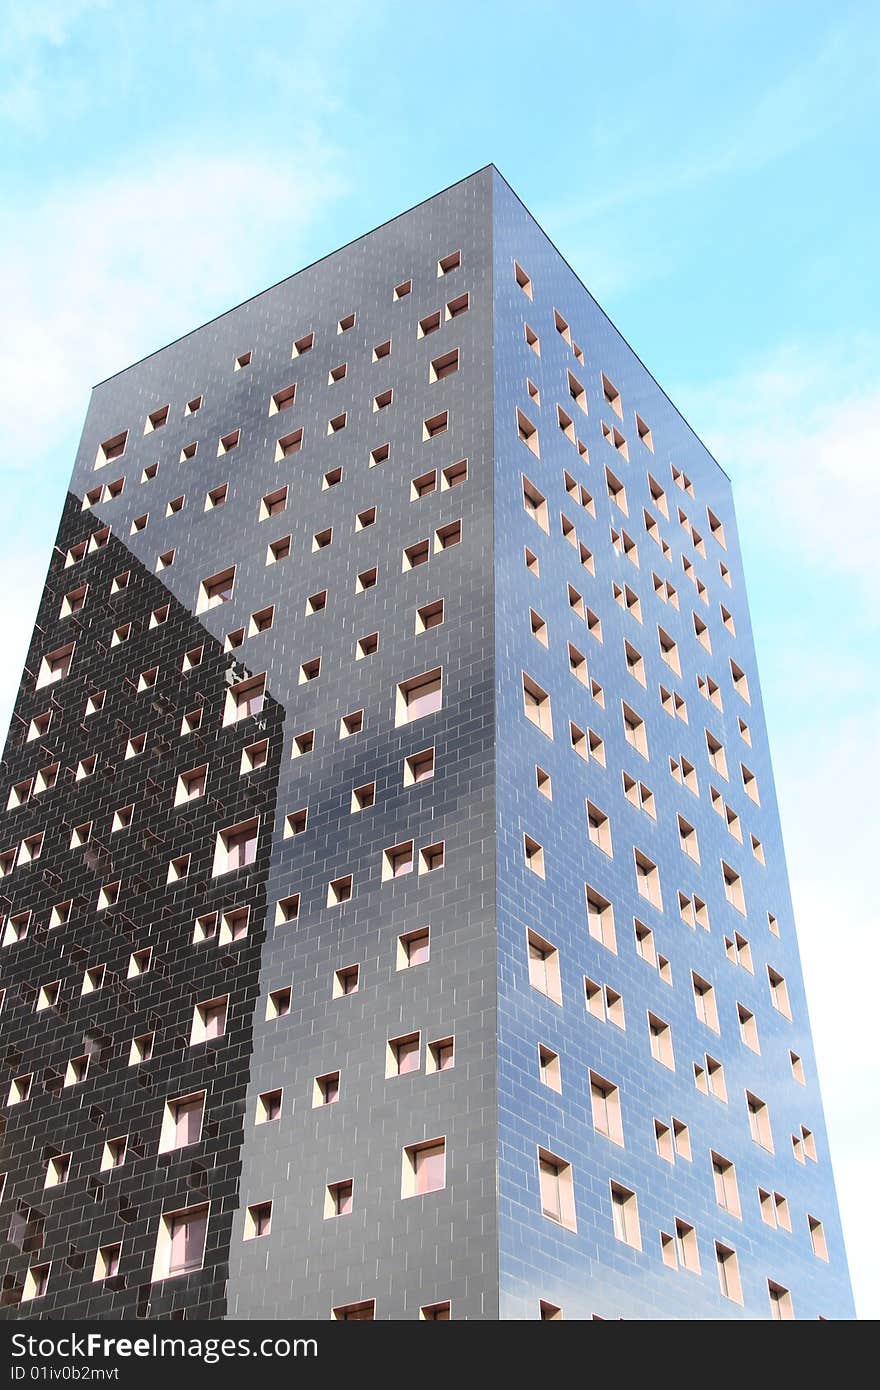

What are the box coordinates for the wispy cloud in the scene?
[680,337,880,595]
[0,142,346,467]
[0,0,111,127]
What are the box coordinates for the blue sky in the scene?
[1,0,877,1316]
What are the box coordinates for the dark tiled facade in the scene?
[0,168,853,1319]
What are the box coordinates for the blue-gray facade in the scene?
[0,167,853,1319]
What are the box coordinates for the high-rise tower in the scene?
[0,168,853,1320]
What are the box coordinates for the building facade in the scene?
[0,167,854,1320]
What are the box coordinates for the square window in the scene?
[404,747,435,785]
[325,1180,354,1219]
[313,1071,340,1106]
[396,669,442,725]
[351,782,375,812]
[397,928,430,969]
[402,1139,446,1197]
[153,1205,208,1281]
[327,875,353,906]
[275,429,303,459]
[333,964,359,997]
[387,1032,420,1078]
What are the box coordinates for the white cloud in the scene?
[0,143,346,469]
[678,341,880,1317]
[684,340,880,595]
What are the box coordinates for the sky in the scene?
[0,0,877,1316]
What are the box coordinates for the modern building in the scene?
[0,167,854,1321]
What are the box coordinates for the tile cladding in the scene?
[0,167,853,1319]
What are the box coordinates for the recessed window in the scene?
[312,527,332,551]
[325,1180,354,1219]
[275,428,303,459]
[356,567,377,592]
[610,1182,641,1249]
[403,538,430,569]
[351,780,376,812]
[329,362,347,384]
[152,1205,208,1281]
[387,1032,420,1078]
[767,966,792,1019]
[191,997,228,1044]
[440,459,467,491]
[212,819,258,875]
[430,349,459,382]
[416,600,444,634]
[397,927,430,969]
[218,428,240,455]
[333,1300,374,1321]
[96,430,128,468]
[267,534,291,564]
[293,332,314,356]
[275,895,300,925]
[159,1093,205,1153]
[284,809,308,838]
[517,411,540,458]
[249,605,274,636]
[420,841,445,873]
[648,1013,674,1069]
[396,668,442,725]
[269,383,296,414]
[393,279,412,300]
[339,710,363,738]
[256,1090,282,1125]
[538,1148,576,1230]
[22,1263,50,1302]
[586,886,616,952]
[423,411,448,440]
[383,840,414,881]
[411,468,438,499]
[260,485,288,520]
[36,642,74,689]
[373,388,393,411]
[145,405,169,433]
[197,565,235,613]
[306,590,327,615]
[747,1092,773,1151]
[527,929,562,1004]
[266,988,291,1020]
[327,875,353,906]
[333,964,359,997]
[403,1139,446,1198]
[175,764,207,806]
[435,520,462,554]
[514,261,533,297]
[356,632,379,659]
[94,1244,122,1281]
[437,249,461,275]
[722,861,746,914]
[313,1071,340,1106]
[522,673,552,736]
[590,1072,623,1146]
[244,1203,272,1241]
[337,312,356,333]
[587,802,612,856]
[224,674,265,724]
[523,834,545,878]
[129,1033,154,1065]
[538,1044,561,1092]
